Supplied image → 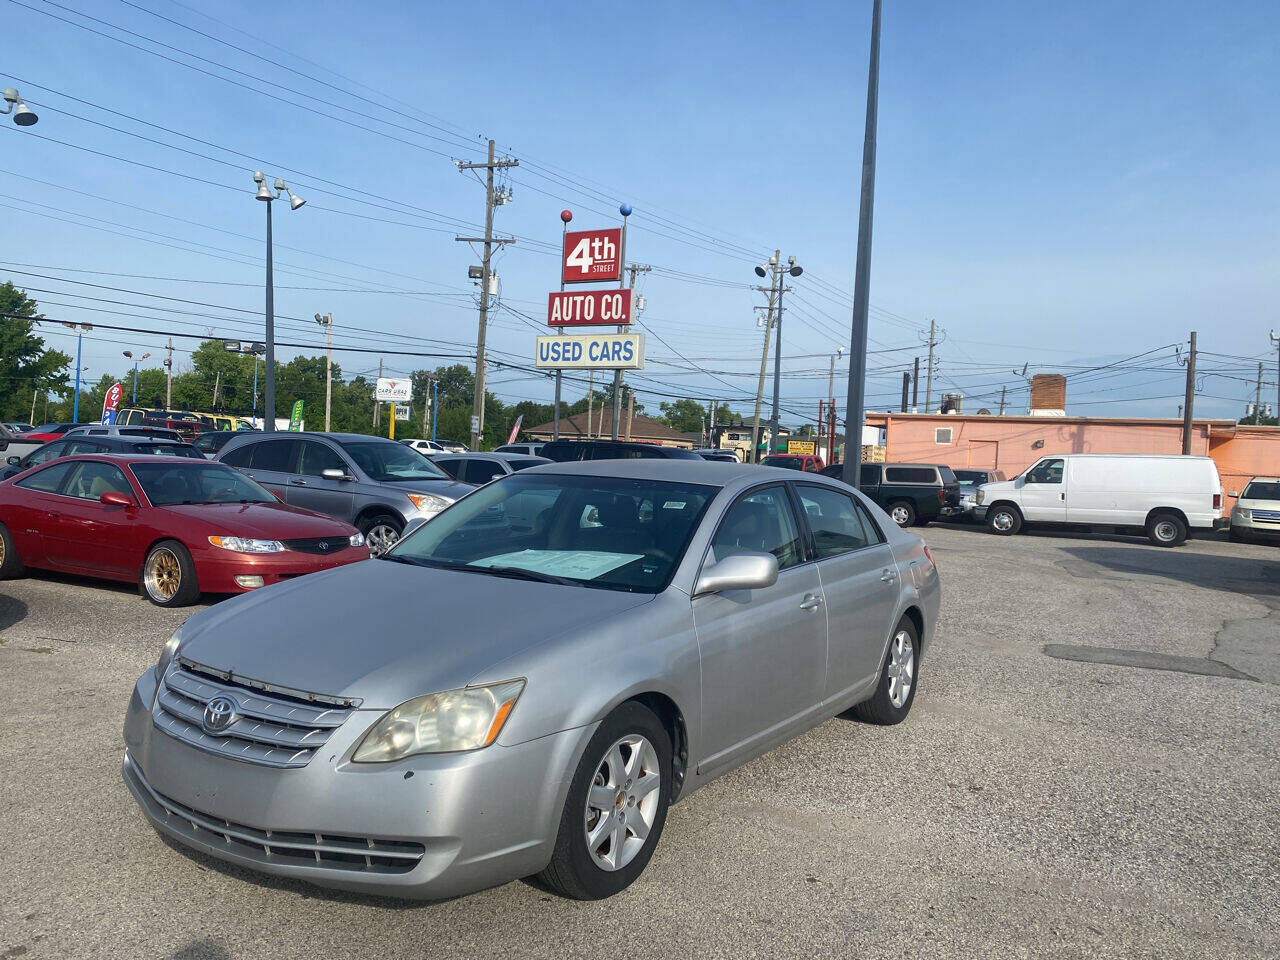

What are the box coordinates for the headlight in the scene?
[1236,508,1250,520]
[406,492,449,515]
[349,532,365,547]
[975,489,985,505]
[156,630,181,677]
[207,535,285,553]
[353,680,525,762]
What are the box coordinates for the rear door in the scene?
[238,438,299,499]
[285,439,357,522]
[793,483,901,701]
[461,457,507,485]
[1019,457,1068,522]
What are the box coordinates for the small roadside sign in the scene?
[547,289,633,327]
[393,404,410,421]
[787,440,816,455]
[376,378,412,403]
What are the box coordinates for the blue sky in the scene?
[4,0,1278,423]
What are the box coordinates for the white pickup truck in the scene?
[974,454,1225,547]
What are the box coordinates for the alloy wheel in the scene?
[144,548,181,601]
[365,523,400,557]
[886,630,915,708]
[583,734,662,872]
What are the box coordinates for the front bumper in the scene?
[194,547,371,593]
[122,669,592,899]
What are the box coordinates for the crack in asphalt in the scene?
[1042,643,1263,683]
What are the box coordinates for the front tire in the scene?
[140,540,200,607]
[0,522,27,579]
[853,617,921,726]
[360,512,404,558]
[887,500,916,527]
[987,503,1022,536]
[1146,512,1187,547]
[536,701,673,900]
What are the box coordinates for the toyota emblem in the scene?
[318,540,329,552]
[202,695,238,735]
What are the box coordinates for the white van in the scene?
[973,454,1224,547]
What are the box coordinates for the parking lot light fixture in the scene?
[62,321,93,422]
[123,350,151,403]
[253,173,305,432]
[2,88,37,126]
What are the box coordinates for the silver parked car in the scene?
[430,451,551,485]
[122,460,939,901]
[216,432,472,556]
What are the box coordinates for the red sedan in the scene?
[0,455,370,606]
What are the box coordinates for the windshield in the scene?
[388,473,717,593]
[341,441,448,481]
[761,456,803,470]
[132,443,203,459]
[954,471,986,486]
[1242,481,1280,501]
[131,461,277,505]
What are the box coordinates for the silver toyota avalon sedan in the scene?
[122,460,940,901]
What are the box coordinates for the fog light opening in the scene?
[234,575,265,589]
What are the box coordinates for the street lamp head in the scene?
[122,350,133,359]
[255,181,275,201]
[754,264,768,278]
[788,264,803,277]
[837,347,845,358]
[286,188,306,211]
[141,353,151,361]
[3,88,37,126]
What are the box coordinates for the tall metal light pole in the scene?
[122,350,150,403]
[314,313,334,431]
[842,0,882,485]
[61,322,92,423]
[827,346,844,461]
[254,172,305,433]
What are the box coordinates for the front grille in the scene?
[281,536,351,555]
[126,755,424,874]
[153,662,356,768]
[1252,509,1280,523]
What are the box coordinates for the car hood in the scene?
[174,559,653,708]
[374,477,473,500]
[156,502,357,538]
[1238,498,1280,511]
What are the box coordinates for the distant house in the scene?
[525,410,695,448]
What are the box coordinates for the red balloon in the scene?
[560,209,573,223]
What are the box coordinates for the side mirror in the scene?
[100,490,136,507]
[694,551,779,596]
[6,456,18,465]
[1229,491,1239,498]
[322,468,353,481]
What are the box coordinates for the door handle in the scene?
[1060,492,1065,501]
[880,569,898,582]
[799,594,824,611]
[289,478,308,486]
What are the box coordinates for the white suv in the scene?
[1229,477,1280,544]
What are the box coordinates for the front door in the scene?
[1019,457,1067,522]
[285,440,357,523]
[51,460,144,575]
[692,484,827,776]
[793,483,901,702]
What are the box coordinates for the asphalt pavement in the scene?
[1,525,1277,959]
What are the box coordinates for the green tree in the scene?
[0,284,71,422]
[659,397,710,434]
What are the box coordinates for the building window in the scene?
[935,427,953,444]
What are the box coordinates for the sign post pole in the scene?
[553,211,571,440]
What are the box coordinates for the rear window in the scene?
[884,467,938,484]
[761,456,804,470]
[938,466,957,484]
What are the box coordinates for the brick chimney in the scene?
[1029,374,1066,416]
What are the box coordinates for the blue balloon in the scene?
[619,203,633,217]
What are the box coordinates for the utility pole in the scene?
[911,357,919,412]
[212,371,221,410]
[998,385,1007,416]
[923,319,939,414]
[586,369,595,439]
[315,313,333,431]
[1181,331,1197,454]
[840,0,882,485]
[770,256,801,453]
[708,398,717,447]
[374,358,383,431]
[900,372,909,412]
[750,262,779,463]
[164,338,173,409]
[1271,330,1280,428]
[30,388,37,425]
[456,139,518,451]
[613,263,650,439]
[1255,362,1264,424]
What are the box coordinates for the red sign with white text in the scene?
[101,382,124,424]
[547,289,633,327]
[562,227,623,283]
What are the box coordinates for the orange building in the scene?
[864,413,1280,510]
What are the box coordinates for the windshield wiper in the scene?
[378,554,430,566]
[481,565,578,586]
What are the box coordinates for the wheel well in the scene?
[988,500,1021,518]
[137,536,184,578]
[1145,507,1187,528]
[626,692,689,802]
[353,506,404,531]
[901,605,924,644]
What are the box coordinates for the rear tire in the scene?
[853,617,921,726]
[0,522,27,579]
[887,501,916,527]
[535,701,673,900]
[987,504,1022,536]
[140,540,200,607]
[359,512,404,558]
[1146,512,1187,547]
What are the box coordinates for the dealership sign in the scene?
[547,289,632,327]
[536,333,644,370]
[562,227,622,283]
[375,377,412,402]
[100,382,124,424]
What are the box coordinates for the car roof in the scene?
[1246,476,1280,483]
[441,451,548,462]
[521,458,810,485]
[39,453,216,465]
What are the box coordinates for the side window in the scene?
[853,499,886,544]
[220,442,254,468]
[885,467,937,484]
[711,485,803,570]
[15,461,75,493]
[62,462,132,500]
[434,458,464,480]
[296,441,349,477]
[1026,458,1064,484]
[26,441,68,466]
[796,486,871,558]
[464,459,505,484]
[64,440,109,455]
[859,464,880,485]
[249,439,298,473]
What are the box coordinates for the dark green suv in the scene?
[823,461,961,527]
